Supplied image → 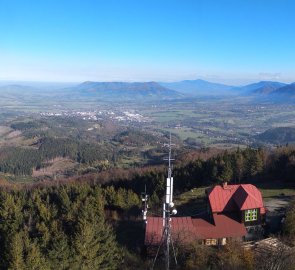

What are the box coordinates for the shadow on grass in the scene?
[176,197,207,217]
[254,180,295,190]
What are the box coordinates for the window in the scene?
[245,209,258,222]
[205,239,217,246]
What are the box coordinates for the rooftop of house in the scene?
[145,214,247,245]
[145,183,266,245]
[206,183,265,214]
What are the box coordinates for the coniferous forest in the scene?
[0,184,122,269]
[0,145,295,269]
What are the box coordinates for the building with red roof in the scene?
[206,183,266,227]
[145,183,266,247]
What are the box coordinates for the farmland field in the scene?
[1,92,295,149]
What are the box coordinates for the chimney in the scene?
[223,181,228,189]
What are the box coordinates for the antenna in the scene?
[152,133,177,270]
[163,133,176,214]
[141,185,149,223]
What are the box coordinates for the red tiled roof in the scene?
[145,184,264,246]
[207,184,264,213]
[145,214,247,245]
[192,213,247,239]
[145,217,196,245]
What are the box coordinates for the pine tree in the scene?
[72,217,121,270]
[47,230,71,269]
[71,198,121,270]
[8,232,25,270]
[22,232,50,270]
[234,152,244,183]
[219,161,233,183]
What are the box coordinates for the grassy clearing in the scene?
[162,128,213,144]
[119,156,144,168]
[255,181,295,198]
[259,188,295,200]
[32,158,77,177]
[148,111,184,123]
[254,182,295,204]
[174,187,208,216]
[174,187,207,205]
[5,175,36,184]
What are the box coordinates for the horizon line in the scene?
[0,78,294,87]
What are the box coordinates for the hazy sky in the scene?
[0,0,294,84]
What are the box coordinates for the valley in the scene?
[0,83,295,269]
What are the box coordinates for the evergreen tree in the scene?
[234,151,244,183]
[47,229,71,269]
[23,234,50,270]
[219,161,233,183]
[8,232,25,270]
[72,215,121,269]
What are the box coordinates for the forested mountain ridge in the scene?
[253,81,287,94]
[65,81,183,99]
[232,81,287,94]
[1,80,295,99]
[256,127,295,144]
[0,117,169,179]
[271,82,295,96]
[0,137,114,175]
[159,79,234,95]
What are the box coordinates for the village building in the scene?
[145,183,266,247]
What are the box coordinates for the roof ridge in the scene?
[241,185,261,204]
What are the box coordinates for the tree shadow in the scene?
[114,219,145,252]
[176,197,207,217]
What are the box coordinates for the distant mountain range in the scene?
[234,81,287,94]
[159,79,233,95]
[65,81,183,100]
[0,84,43,100]
[160,79,295,97]
[0,84,38,93]
[270,82,295,96]
[1,79,295,100]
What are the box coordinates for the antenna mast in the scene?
[152,133,177,270]
[142,185,148,223]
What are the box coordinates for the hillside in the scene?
[0,84,39,98]
[256,127,295,144]
[234,81,287,94]
[67,81,183,100]
[271,82,295,96]
[253,81,287,94]
[0,84,40,92]
[159,79,234,95]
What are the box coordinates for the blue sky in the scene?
[0,0,294,84]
